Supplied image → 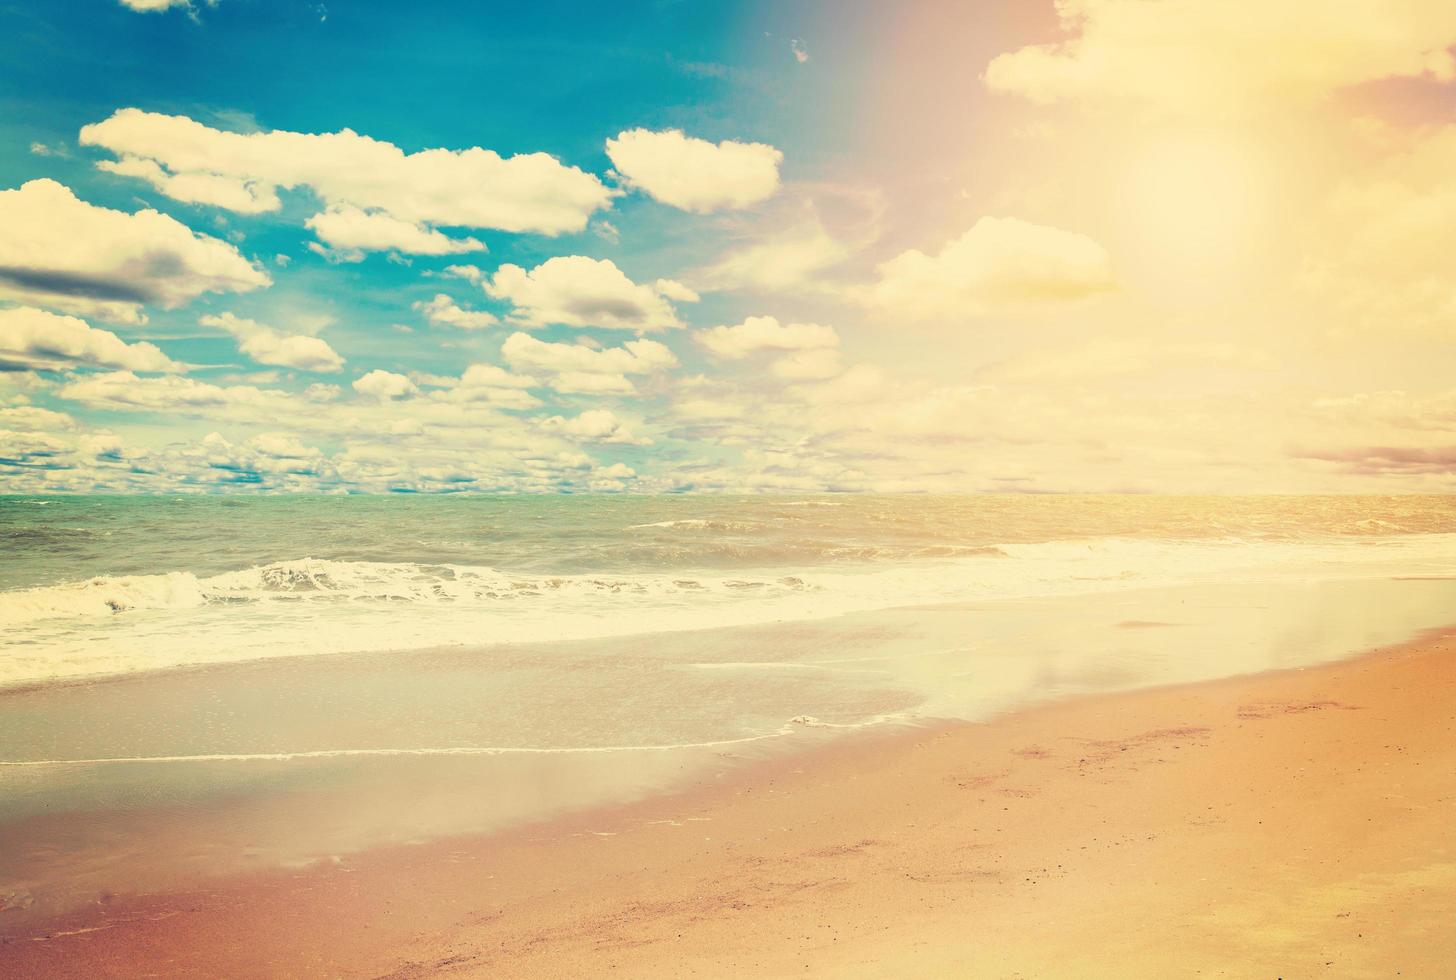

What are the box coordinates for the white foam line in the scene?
[0,715,914,769]
[0,731,798,768]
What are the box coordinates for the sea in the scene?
[3,494,1456,918]
[5,493,1456,689]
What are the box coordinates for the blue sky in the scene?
[3,1,1456,493]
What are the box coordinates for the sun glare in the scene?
[1118,131,1271,293]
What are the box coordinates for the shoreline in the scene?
[4,623,1456,976]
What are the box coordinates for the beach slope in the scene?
[5,628,1455,978]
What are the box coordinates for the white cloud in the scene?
[118,0,193,10]
[592,219,621,244]
[863,216,1114,320]
[0,428,71,470]
[984,0,1456,116]
[99,156,279,213]
[1301,122,1456,334]
[458,362,537,390]
[695,212,855,292]
[691,188,883,295]
[440,264,485,284]
[653,278,700,303]
[57,371,290,414]
[548,373,636,395]
[0,405,76,431]
[770,348,844,381]
[0,179,270,323]
[0,307,180,373]
[484,256,685,331]
[500,332,676,395]
[352,369,418,400]
[413,293,499,330]
[1306,389,1456,435]
[80,109,614,248]
[305,207,484,256]
[200,312,344,372]
[201,431,332,482]
[11,366,678,493]
[424,362,541,410]
[791,39,810,64]
[605,128,783,213]
[697,315,839,358]
[541,408,652,445]
[591,461,637,485]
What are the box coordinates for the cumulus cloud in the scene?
[79,109,614,249]
[98,155,278,213]
[0,428,71,470]
[862,216,1114,320]
[201,431,332,483]
[440,264,486,284]
[457,362,536,391]
[541,408,652,445]
[695,315,845,382]
[501,332,676,395]
[413,293,499,330]
[653,278,700,303]
[697,315,839,358]
[11,362,674,493]
[305,207,485,256]
[352,369,418,400]
[200,312,344,372]
[484,256,687,331]
[605,128,783,212]
[0,405,76,431]
[0,179,270,323]
[984,0,1456,116]
[0,307,180,373]
[57,371,290,414]
[421,362,540,410]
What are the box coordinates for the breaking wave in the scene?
[0,558,817,628]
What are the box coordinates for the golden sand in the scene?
[5,628,1455,978]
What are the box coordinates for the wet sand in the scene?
[4,624,1455,977]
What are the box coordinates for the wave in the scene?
[4,534,1454,691]
[624,519,764,532]
[0,558,819,628]
[6,532,1455,631]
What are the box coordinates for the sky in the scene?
[2,0,1456,494]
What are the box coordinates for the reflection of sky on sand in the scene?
[3,575,1456,924]
[809,577,1456,722]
